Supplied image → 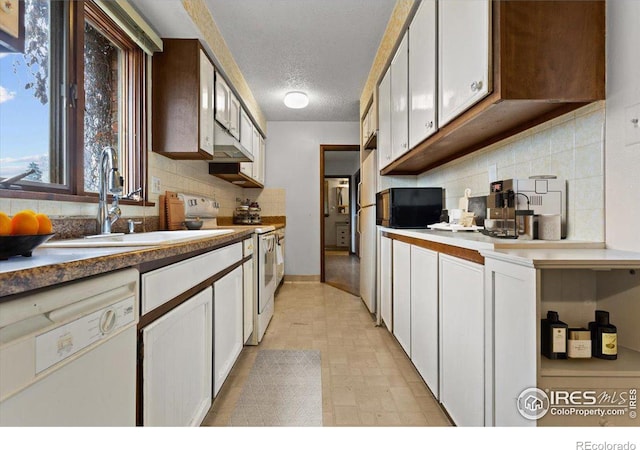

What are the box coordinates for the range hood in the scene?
[212,122,254,162]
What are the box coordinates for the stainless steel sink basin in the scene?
[41,229,235,247]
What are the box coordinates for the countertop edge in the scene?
[0,229,255,299]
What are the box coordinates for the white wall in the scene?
[325,151,360,176]
[265,121,359,276]
[605,0,640,252]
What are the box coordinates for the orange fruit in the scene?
[35,213,53,234]
[11,211,39,235]
[0,212,11,235]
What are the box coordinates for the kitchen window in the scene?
[0,0,150,200]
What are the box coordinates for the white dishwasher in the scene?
[0,268,139,426]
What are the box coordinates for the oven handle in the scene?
[262,234,276,252]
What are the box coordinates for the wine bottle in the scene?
[591,310,617,360]
[541,311,568,359]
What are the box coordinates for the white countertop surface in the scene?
[379,227,604,252]
[379,227,640,267]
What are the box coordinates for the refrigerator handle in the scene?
[357,181,362,208]
[357,209,361,234]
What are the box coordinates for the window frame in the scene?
[0,0,148,205]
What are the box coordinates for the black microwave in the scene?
[376,188,443,229]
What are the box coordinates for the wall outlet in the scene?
[151,176,161,194]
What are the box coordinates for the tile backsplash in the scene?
[243,188,286,217]
[416,101,605,241]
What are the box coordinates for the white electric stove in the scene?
[177,193,275,345]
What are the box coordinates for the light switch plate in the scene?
[625,102,640,146]
[151,176,161,194]
[488,164,497,183]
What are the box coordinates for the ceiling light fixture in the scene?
[284,91,309,109]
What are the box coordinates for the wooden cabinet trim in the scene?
[382,231,484,265]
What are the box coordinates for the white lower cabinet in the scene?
[392,240,411,355]
[213,266,244,397]
[380,235,393,332]
[142,287,213,426]
[439,254,485,426]
[484,257,536,426]
[410,245,439,399]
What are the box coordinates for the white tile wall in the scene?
[416,101,606,241]
[147,153,243,218]
[243,188,286,216]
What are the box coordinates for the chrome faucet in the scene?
[97,146,123,234]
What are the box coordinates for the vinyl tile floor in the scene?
[201,282,451,427]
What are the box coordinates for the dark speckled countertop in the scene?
[0,224,285,299]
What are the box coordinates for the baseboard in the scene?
[284,275,321,283]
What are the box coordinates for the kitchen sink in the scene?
[41,229,235,247]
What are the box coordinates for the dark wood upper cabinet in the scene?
[152,39,215,160]
[381,0,605,176]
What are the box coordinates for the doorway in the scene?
[320,145,360,296]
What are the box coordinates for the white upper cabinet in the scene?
[215,72,241,140]
[228,92,241,140]
[391,32,409,161]
[251,129,265,185]
[199,50,215,156]
[239,108,253,155]
[409,0,437,148]
[215,73,230,128]
[438,0,491,127]
[378,67,392,170]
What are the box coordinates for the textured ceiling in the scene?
[205,0,396,122]
[132,0,396,123]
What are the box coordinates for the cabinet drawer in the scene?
[142,242,242,314]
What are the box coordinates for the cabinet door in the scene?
[251,129,261,182]
[409,0,437,148]
[380,235,393,332]
[392,240,411,355]
[142,287,213,426]
[243,258,254,344]
[215,73,230,128]
[410,245,439,399]
[439,254,484,426]
[378,67,392,170]
[391,32,409,161]
[438,0,490,127]
[199,50,214,156]
[363,108,371,144]
[239,108,253,156]
[228,92,241,140]
[258,134,266,184]
[214,266,243,397]
[484,257,536,426]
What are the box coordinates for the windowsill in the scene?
[0,188,155,207]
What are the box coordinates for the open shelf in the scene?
[540,346,640,378]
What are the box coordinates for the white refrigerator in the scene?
[358,151,377,314]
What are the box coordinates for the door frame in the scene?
[319,144,359,283]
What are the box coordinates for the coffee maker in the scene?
[484,180,518,238]
[483,177,566,239]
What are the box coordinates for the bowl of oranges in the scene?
[0,210,55,260]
